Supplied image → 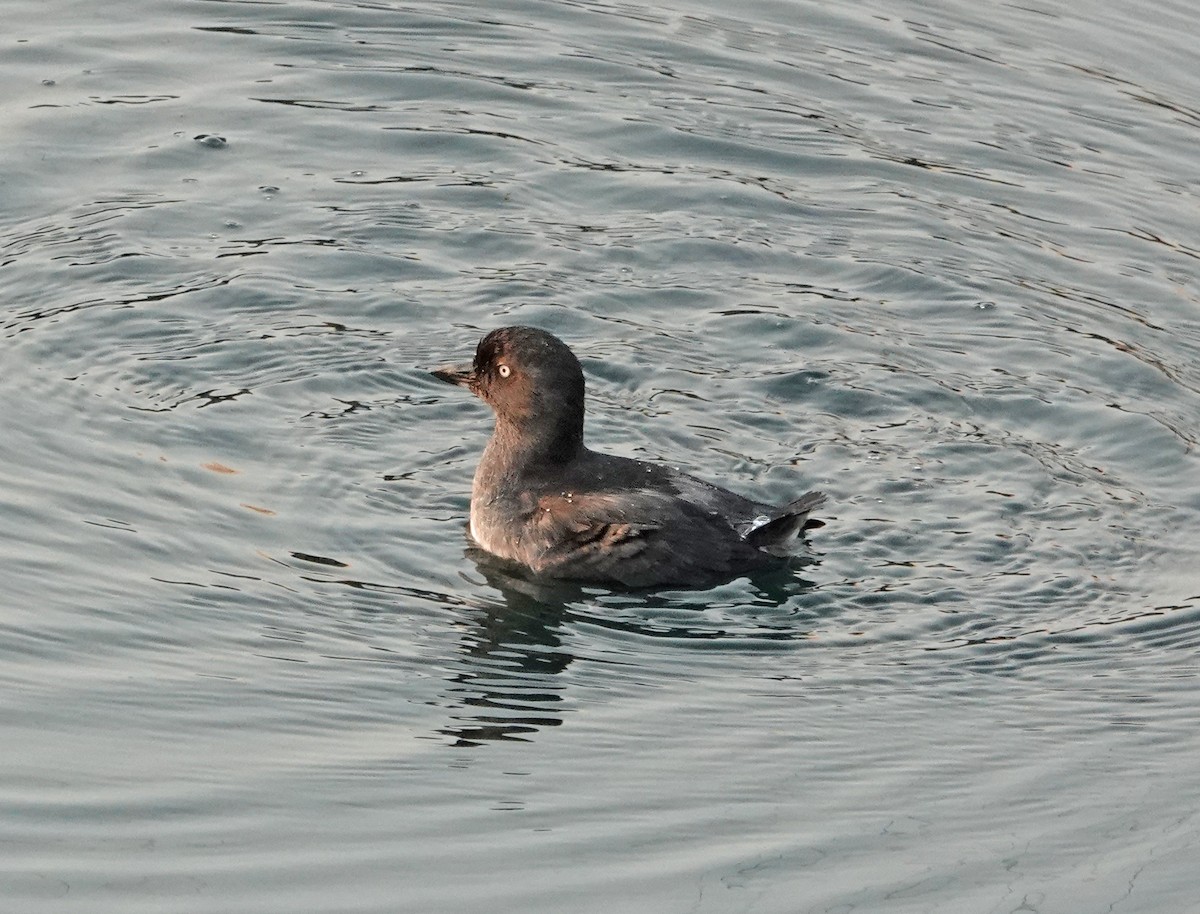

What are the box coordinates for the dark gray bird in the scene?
[432,326,825,588]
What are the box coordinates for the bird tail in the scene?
[743,490,826,554]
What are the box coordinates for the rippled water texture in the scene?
[4,0,1199,910]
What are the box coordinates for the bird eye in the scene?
[498,364,511,378]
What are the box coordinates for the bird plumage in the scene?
[432,326,824,588]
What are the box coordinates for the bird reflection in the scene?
[438,553,588,747]
[437,546,823,746]
[288,547,822,748]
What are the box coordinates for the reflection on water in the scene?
[297,549,829,748]
[440,581,571,747]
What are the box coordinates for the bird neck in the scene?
[482,411,584,479]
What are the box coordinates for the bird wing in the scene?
[528,490,753,588]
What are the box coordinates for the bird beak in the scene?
[431,362,477,388]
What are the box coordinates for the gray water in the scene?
[4,0,1199,910]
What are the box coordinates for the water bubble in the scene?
[41,78,56,87]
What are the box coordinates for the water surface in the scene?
[3,0,1199,911]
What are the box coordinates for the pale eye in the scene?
[498,364,511,378]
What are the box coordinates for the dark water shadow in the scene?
[434,549,827,745]
[289,546,825,748]
[446,537,830,738]
[289,550,577,747]
[437,561,576,748]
